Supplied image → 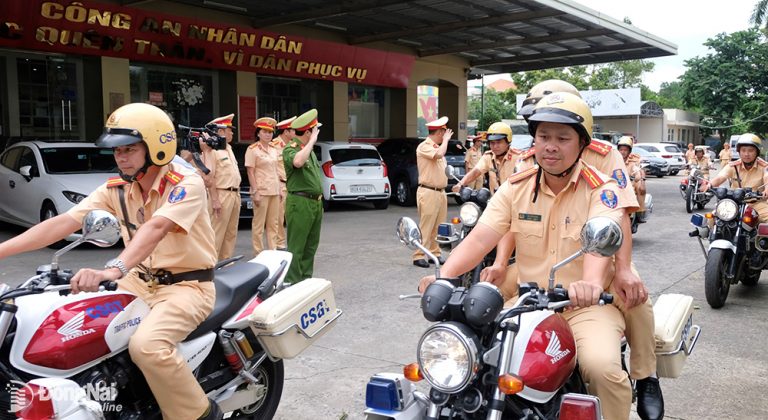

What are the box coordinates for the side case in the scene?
[653,293,701,378]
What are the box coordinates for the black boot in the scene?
[636,377,664,420]
[198,398,223,420]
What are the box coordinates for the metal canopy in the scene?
[161,0,677,76]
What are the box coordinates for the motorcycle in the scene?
[0,210,342,419]
[628,194,654,235]
[689,186,768,308]
[679,164,714,213]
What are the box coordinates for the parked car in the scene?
[230,142,255,219]
[635,142,685,175]
[510,124,534,151]
[632,146,670,177]
[729,134,741,160]
[312,141,390,210]
[377,138,466,206]
[0,141,116,240]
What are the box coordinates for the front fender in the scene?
[708,239,736,254]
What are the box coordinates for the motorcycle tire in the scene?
[228,358,285,419]
[696,201,705,210]
[741,269,761,286]
[704,248,731,308]
[685,186,694,214]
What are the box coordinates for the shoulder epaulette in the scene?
[520,148,536,160]
[269,139,282,147]
[483,150,493,156]
[730,159,742,167]
[580,165,607,189]
[289,142,298,148]
[164,170,184,185]
[507,166,538,184]
[586,140,611,156]
[758,158,768,168]
[247,143,259,149]
[509,148,523,154]
[106,176,128,188]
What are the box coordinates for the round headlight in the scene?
[418,323,479,393]
[460,202,481,227]
[715,199,738,221]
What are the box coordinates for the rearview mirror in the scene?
[445,165,456,178]
[81,210,122,247]
[580,217,623,257]
[396,217,422,250]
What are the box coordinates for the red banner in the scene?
[0,0,415,88]
[238,96,257,142]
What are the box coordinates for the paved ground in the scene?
[1,172,767,419]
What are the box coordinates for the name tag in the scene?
[519,213,541,222]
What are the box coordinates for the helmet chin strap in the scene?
[118,154,152,182]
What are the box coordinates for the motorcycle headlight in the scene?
[715,199,738,221]
[459,202,481,227]
[417,323,479,393]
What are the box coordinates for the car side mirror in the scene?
[19,165,33,181]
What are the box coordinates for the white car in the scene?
[0,141,116,240]
[634,142,686,175]
[312,142,390,210]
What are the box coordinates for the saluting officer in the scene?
[412,116,453,268]
[273,116,297,249]
[283,109,323,283]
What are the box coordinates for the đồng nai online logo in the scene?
[5,379,123,414]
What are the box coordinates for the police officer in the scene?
[412,116,453,268]
[617,136,647,215]
[703,133,768,221]
[246,117,282,255]
[463,136,484,190]
[719,142,732,168]
[283,109,323,283]
[453,122,520,194]
[200,113,241,260]
[272,116,296,249]
[0,103,222,420]
[421,92,632,419]
[689,147,713,179]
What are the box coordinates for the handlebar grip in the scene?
[101,281,118,291]
[689,229,701,237]
[600,292,613,305]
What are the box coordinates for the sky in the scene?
[471,0,759,91]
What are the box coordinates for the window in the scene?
[349,85,389,139]
[40,147,115,174]
[0,146,23,171]
[667,128,673,141]
[329,148,381,166]
[664,146,681,153]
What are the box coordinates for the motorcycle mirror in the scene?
[580,217,623,257]
[81,210,122,247]
[396,217,422,250]
[445,165,456,178]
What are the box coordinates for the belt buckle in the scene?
[146,276,159,292]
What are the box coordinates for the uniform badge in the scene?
[612,169,628,189]
[168,186,187,203]
[519,213,542,222]
[600,190,618,209]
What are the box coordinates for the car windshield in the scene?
[638,145,659,153]
[41,147,116,174]
[634,147,651,157]
[664,145,681,153]
[329,148,382,166]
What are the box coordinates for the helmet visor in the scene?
[527,107,585,126]
[486,134,508,141]
[518,98,538,118]
[96,128,143,148]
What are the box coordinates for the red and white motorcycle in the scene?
[0,210,342,419]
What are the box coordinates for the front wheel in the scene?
[685,186,694,213]
[704,248,731,308]
[229,358,285,418]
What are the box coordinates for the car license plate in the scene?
[246,200,253,209]
[351,185,373,194]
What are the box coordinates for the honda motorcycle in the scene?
[366,217,700,420]
[689,186,768,308]
[0,210,342,419]
[680,164,714,213]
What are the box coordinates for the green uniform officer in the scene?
[283,109,323,283]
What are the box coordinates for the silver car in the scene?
[312,142,391,210]
[635,142,686,175]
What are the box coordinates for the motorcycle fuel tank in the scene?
[507,310,577,404]
[11,291,149,377]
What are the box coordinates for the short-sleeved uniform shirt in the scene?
[716,158,768,190]
[624,154,643,181]
[67,164,217,273]
[689,156,711,177]
[283,138,322,195]
[479,161,627,289]
[271,137,288,182]
[416,138,448,189]
[204,144,241,189]
[465,147,482,170]
[685,149,696,163]
[245,142,281,196]
[474,149,524,192]
[719,149,731,164]
[518,140,639,213]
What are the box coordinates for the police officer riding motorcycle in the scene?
[681,147,714,213]
[616,136,652,233]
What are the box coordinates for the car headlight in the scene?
[715,199,738,221]
[62,191,87,204]
[417,323,479,393]
[459,202,481,227]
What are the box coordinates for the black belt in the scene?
[219,187,239,192]
[290,191,322,200]
[138,268,214,286]
[418,184,444,192]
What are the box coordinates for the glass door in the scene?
[258,77,300,122]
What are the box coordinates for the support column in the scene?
[333,81,349,141]
[100,57,130,118]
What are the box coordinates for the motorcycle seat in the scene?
[186,262,270,340]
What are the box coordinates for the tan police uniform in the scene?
[271,136,288,248]
[625,153,646,212]
[684,149,696,175]
[689,155,712,179]
[413,137,448,262]
[474,148,523,192]
[203,145,241,260]
[245,142,282,255]
[719,148,731,168]
[479,161,632,420]
[464,145,484,190]
[717,158,768,221]
[68,163,216,420]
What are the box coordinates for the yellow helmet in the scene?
[97,103,176,166]
[617,136,634,150]
[519,79,581,120]
[485,122,512,142]
[737,133,761,152]
[528,92,593,143]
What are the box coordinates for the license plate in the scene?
[350,185,373,194]
[246,200,253,209]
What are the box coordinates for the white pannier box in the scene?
[652,293,701,378]
[249,278,342,360]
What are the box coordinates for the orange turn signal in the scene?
[403,363,424,382]
[705,213,714,219]
[451,217,461,224]
[498,373,524,395]
[744,216,754,225]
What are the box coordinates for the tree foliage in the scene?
[467,89,516,132]
[510,60,654,95]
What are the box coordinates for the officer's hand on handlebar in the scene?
[567,281,604,309]
[71,268,122,294]
[418,275,437,293]
[451,183,462,193]
[479,263,506,287]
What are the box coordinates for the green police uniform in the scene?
[282,111,324,283]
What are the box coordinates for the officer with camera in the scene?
[200,114,241,260]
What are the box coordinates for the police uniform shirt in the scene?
[474,149,521,191]
[478,161,627,289]
[716,158,768,189]
[283,139,322,194]
[209,145,241,189]
[719,148,731,163]
[245,143,281,196]
[465,146,482,170]
[67,164,217,273]
[624,153,643,181]
[690,156,711,176]
[685,149,696,163]
[416,138,448,189]
[270,138,288,183]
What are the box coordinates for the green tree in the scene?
[510,66,591,94]
[467,89,516,131]
[588,60,655,89]
[751,0,768,27]
[656,81,685,109]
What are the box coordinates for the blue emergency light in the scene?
[690,214,706,227]
[366,377,401,411]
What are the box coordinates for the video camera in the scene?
[177,123,228,155]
